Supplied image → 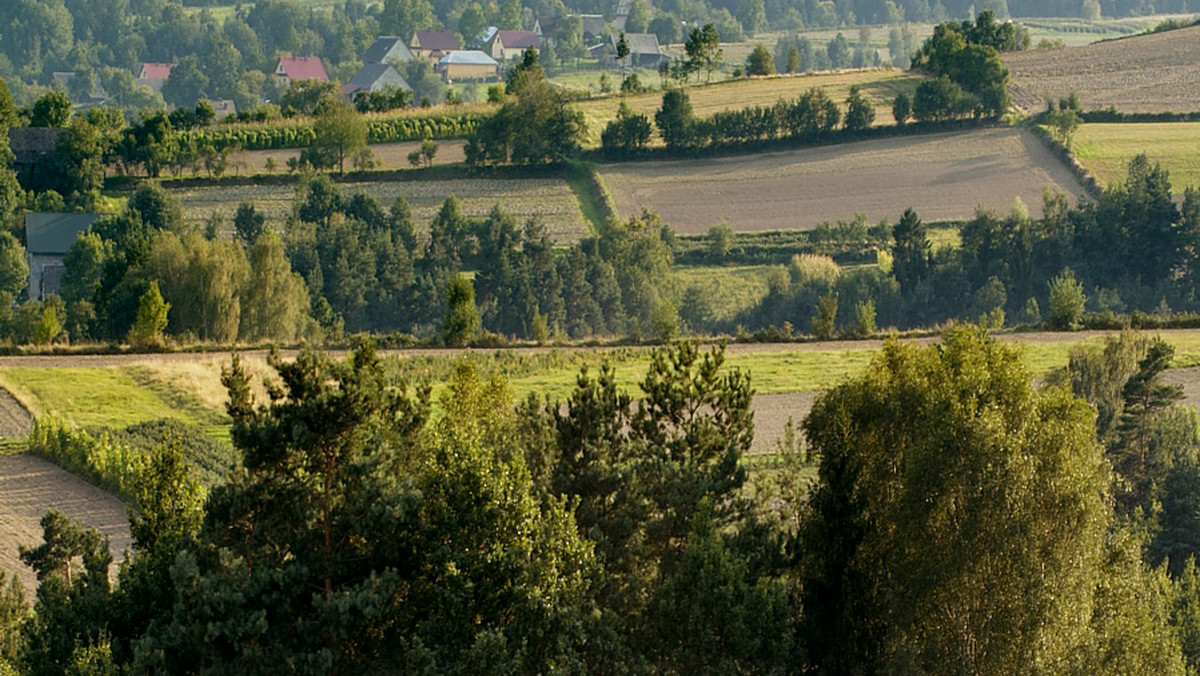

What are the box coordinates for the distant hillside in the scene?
[1004,24,1200,114]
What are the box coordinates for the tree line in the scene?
[5,327,1200,672]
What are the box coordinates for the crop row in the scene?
[178,112,490,152]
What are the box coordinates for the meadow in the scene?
[598,127,1089,234]
[1071,122,1200,190]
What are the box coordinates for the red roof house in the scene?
[274,57,329,86]
[136,63,175,92]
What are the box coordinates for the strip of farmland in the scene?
[599,128,1090,234]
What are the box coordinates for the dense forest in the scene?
[4,330,1200,673]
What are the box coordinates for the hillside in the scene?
[1004,24,1200,114]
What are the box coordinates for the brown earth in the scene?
[0,454,131,599]
[1004,25,1200,114]
[235,139,468,174]
[599,128,1090,234]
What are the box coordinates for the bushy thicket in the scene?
[177,112,487,153]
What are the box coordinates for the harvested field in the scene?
[1005,24,1200,114]
[0,454,131,598]
[599,127,1089,234]
[174,175,589,243]
[573,68,924,146]
[1072,122,1200,190]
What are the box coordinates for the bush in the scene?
[1048,268,1086,330]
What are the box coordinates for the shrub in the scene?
[1048,268,1086,330]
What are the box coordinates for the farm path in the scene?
[0,454,131,599]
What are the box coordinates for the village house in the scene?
[136,62,174,93]
[274,56,329,87]
[610,32,668,67]
[486,30,540,61]
[205,99,237,121]
[410,30,460,62]
[362,36,415,65]
[341,64,412,98]
[436,51,499,82]
[25,212,100,301]
[535,15,607,45]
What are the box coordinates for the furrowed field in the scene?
[174,175,591,242]
[599,127,1090,234]
[1004,23,1200,114]
[1071,122,1200,190]
[573,68,925,146]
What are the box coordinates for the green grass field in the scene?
[572,68,924,146]
[1072,122,1200,191]
[673,265,773,323]
[0,368,207,432]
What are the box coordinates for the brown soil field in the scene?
[599,127,1090,234]
[0,454,131,598]
[1004,25,1200,114]
[236,140,468,175]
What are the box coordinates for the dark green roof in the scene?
[24,213,100,255]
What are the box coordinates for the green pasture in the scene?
[1071,122,1200,191]
[0,368,204,432]
[673,265,773,323]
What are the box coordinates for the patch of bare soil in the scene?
[751,391,816,452]
[1004,25,1200,114]
[599,128,1089,234]
[0,455,130,598]
[0,389,31,439]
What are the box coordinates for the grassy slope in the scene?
[9,331,1200,440]
[1072,122,1200,190]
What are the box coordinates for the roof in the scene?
[25,213,101,255]
[276,57,329,81]
[7,128,65,164]
[492,30,540,49]
[412,30,459,52]
[437,51,499,66]
[342,64,412,95]
[613,32,662,55]
[362,36,414,64]
[581,15,606,37]
[535,16,560,35]
[140,63,174,79]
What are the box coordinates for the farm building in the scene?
[362,36,415,65]
[25,213,100,301]
[486,30,540,61]
[7,127,65,188]
[610,32,667,67]
[136,62,174,92]
[410,30,460,61]
[205,99,237,120]
[274,57,329,87]
[437,51,499,82]
[51,72,109,106]
[535,15,607,44]
[342,64,412,98]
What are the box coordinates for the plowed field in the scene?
[599,127,1089,234]
[1004,25,1200,114]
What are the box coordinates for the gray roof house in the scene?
[25,212,101,301]
[611,32,667,67]
[7,127,65,187]
[363,36,415,64]
[341,64,412,97]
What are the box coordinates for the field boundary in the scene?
[564,162,616,231]
[1024,123,1104,199]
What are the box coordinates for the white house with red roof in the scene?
[274,57,329,87]
[136,62,174,92]
[486,30,540,61]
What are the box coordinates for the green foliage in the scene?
[812,292,837,339]
[655,89,696,150]
[800,328,1119,674]
[1048,268,1087,329]
[232,202,265,246]
[128,281,169,347]
[442,273,479,346]
[601,101,653,156]
[911,11,1012,118]
[844,85,875,132]
[29,91,71,128]
[305,96,367,174]
[470,57,584,165]
[745,43,775,76]
[892,91,912,125]
[0,232,28,299]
